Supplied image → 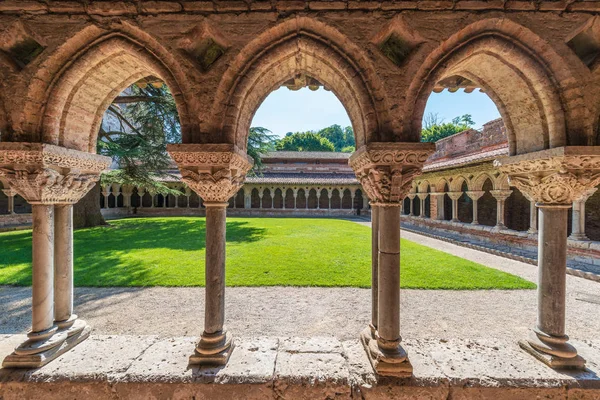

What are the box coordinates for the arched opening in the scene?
[403,197,411,215]
[353,190,364,211]
[443,183,452,222]
[285,189,295,209]
[308,189,318,209]
[479,179,497,227]
[297,189,307,209]
[251,189,261,209]
[505,188,530,231]
[274,189,284,209]
[412,194,420,217]
[424,186,431,219]
[331,189,341,209]
[585,186,600,241]
[235,191,245,208]
[262,189,273,209]
[457,180,472,223]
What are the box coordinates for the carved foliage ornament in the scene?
[0,168,100,204]
[180,167,247,203]
[494,153,600,205]
[350,145,434,205]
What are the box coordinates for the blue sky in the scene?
[251,87,501,138]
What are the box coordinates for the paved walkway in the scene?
[1,229,599,343]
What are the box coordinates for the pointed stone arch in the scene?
[15,23,194,152]
[405,18,590,155]
[210,17,394,150]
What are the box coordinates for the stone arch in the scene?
[17,24,193,152]
[210,17,393,150]
[406,18,589,154]
[472,172,496,191]
[449,175,469,193]
[418,180,431,194]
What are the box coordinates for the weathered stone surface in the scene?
[279,336,344,354]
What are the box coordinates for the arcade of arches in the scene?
[1,1,600,383]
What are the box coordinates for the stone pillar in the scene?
[306,189,310,209]
[494,147,600,370]
[369,204,379,334]
[570,189,596,240]
[168,143,252,366]
[406,193,415,216]
[466,191,485,225]
[2,188,16,214]
[102,186,110,209]
[174,194,179,208]
[447,192,462,222]
[528,199,538,234]
[293,189,298,209]
[316,190,321,209]
[258,189,264,209]
[417,193,427,218]
[350,142,435,377]
[429,192,443,220]
[0,143,110,368]
[351,190,356,212]
[122,191,132,209]
[244,189,251,209]
[490,190,512,229]
[138,189,146,208]
[327,189,332,210]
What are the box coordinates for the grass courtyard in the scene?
[0,217,535,289]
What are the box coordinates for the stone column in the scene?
[174,194,179,208]
[350,142,435,377]
[138,189,146,208]
[490,190,512,229]
[168,143,252,366]
[495,147,600,370]
[417,193,427,218]
[447,192,462,222]
[258,189,264,209]
[2,188,16,214]
[570,189,596,240]
[244,189,251,209]
[351,190,356,211]
[429,192,444,220]
[466,191,485,225]
[327,189,332,210]
[306,189,310,209]
[102,186,110,209]
[528,199,538,234]
[316,190,321,209]
[293,189,298,209]
[0,143,110,368]
[406,193,415,216]
[369,204,379,334]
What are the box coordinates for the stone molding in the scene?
[0,143,111,204]
[490,189,513,201]
[494,147,600,205]
[466,191,485,201]
[167,144,253,203]
[447,192,463,201]
[349,143,435,206]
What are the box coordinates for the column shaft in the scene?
[54,205,73,323]
[529,201,537,233]
[472,199,478,224]
[537,207,567,337]
[31,205,55,333]
[377,205,401,344]
[370,205,379,330]
[204,204,227,334]
[452,199,458,222]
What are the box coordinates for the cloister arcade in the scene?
[0,1,600,382]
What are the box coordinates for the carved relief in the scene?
[494,150,600,205]
[349,143,435,205]
[167,145,253,204]
[0,143,111,204]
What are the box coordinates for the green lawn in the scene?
[0,217,535,290]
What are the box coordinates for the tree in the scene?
[316,124,355,151]
[275,131,336,152]
[247,127,277,172]
[74,82,182,229]
[420,113,475,143]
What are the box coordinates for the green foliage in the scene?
[420,113,476,143]
[247,127,277,172]
[0,217,536,289]
[276,131,336,152]
[341,146,355,153]
[98,83,181,195]
[272,125,355,152]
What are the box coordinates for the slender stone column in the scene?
[369,204,379,334]
[447,192,462,222]
[494,147,600,370]
[490,190,512,229]
[316,191,321,209]
[306,190,310,209]
[351,191,356,211]
[102,188,110,209]
[406,193,415,216]
[350,142,435,378]
[2,188,16,214]
[0,143,110,368]
[168,143,253,366]
[174,195,179,208]
[429,192,444,220]
[466,191,485,225]
[570,189,596,240]
[417,193,427,218]
[528,200,538,234]
[138,189,146,208]
[293,189,298,209]
[244,191,251,209]
[258,189,264,209]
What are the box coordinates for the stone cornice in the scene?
[494,147,600,205]
[349,142,435,205]
[2,1,597,16]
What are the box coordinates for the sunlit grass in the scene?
[0,217,535,289]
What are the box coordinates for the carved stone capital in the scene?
[167,144,253,203]
[494,147,600,206]
[490,190,512,201]
[0,143,111,204]
[447,191,463,201]
[349,143,435,206]
[466,191,485,201]
[416,192,429,200]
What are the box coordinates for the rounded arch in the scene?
[406,18,590,155]
[210,17,394,150]
[18,24,193,152]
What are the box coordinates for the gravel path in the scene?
[1,227,598,341]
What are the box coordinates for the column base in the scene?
[568,234,589,241]
[360,327,413,378]
[189,330,235,365]
[519,329,585,370]
[3,325,91,368]
[56,315,88,337]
